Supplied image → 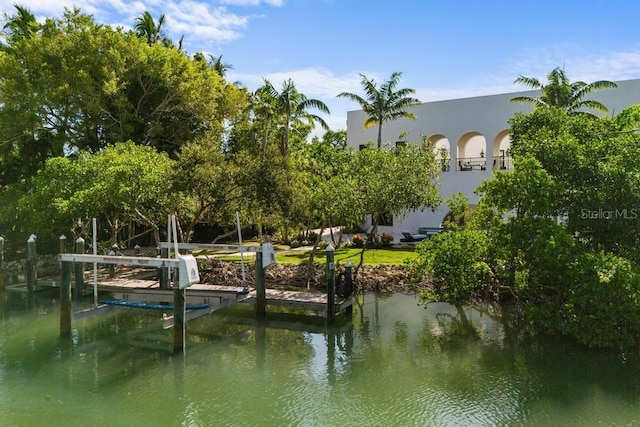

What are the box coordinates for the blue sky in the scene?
[3,0,640,133]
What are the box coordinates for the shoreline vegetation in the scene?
[0,7,637,353]
[0,247,423,294]
[200,259,420,294]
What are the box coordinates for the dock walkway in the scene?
[79,266,351,319]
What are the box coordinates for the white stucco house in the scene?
[345,78,640,243]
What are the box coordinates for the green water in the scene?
[1,291,639,426]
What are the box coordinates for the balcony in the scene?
[455,156,513,171]
[456,156,487,171]
[491,155,513,171]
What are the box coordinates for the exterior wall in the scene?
[345,78,640,243]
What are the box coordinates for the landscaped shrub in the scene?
[381,232,394,247]
[352,234,364,248]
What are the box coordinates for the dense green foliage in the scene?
[414,106,640,351]
[0,8,243,185]
[415,225,490,306]
[0,7,440,258]
[19,142,177,245]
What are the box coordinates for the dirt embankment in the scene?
[199,259,424,293]
[1,255,424,293]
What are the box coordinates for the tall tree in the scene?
[337,71,421,149]
[509,67,617,116]
[0,8,245,184]
[1,4,38,46]
[172,139,243,241]
[256,78,330,156]
[20,142,177,245]
[134,11,166,45]
[412,106,640,351]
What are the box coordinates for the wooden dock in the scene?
[96,274,351,317]
[54,250,353,353]
[66,266,352,321]
[247,289,352,313]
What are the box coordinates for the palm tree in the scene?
[209,54,233,77]
[2,4,38,45]
[509,67,617,116]
[337,71,421,149]
[257,78,330,157]
[134,11,166,44]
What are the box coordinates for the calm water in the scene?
[0,290,639,426]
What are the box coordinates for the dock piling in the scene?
[160,247,169,289]
[255,250,266,321]
[108,250,116,278]
[326,245,336,324]
[26,235,37,294]
[344,262,353,319]
[173,272,185,354]
[59,235,67,254]
[60,261,72,337]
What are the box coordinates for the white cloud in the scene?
[0,0,278,50]
[0,0,69,18]
[412,47,640,104]
[507,46,640,85]
[165,2,249,45]
[570,50,640,83]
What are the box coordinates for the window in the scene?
[377,213,393,226]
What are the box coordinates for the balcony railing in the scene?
[491,155,513,171]
[456,157,487,171]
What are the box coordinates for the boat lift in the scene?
[58,251,200,353]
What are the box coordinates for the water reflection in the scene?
[1,291,640,425]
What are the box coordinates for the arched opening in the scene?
[492,130,512,170]
[427,134,451,172]
[456,132,487,171]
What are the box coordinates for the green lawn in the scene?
[217,247,418,266]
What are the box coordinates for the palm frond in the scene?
[509,96,548,108]
[569,99,609,114]
[336,92,368,109]
[338,71,419,147]
[299,98,330,115]
[513,76,542,89]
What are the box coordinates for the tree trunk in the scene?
[306,226,325,290]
